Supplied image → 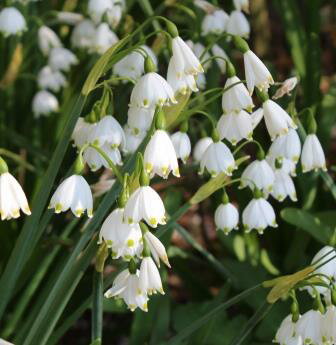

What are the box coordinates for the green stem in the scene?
[91,271,103,344]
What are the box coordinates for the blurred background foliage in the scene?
[1,0,336,344]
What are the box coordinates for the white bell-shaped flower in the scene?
[0,7,27,37]
[99,208,142,260]
[139,256,164,295]
[222,76,254,113]
[143,230,170,267]
[32,90,59,118]
[49,174,93,217]
[127,106,155,132]
[88,115,125,149]
[171,131,191,164]
[72,118,94,149]
[88,0,113,24]
[0,169,31,221]
[301,134,327,172]
[38,26,62,56]
[273,77,298,100]
[200,140,236,177]
[262,100,297,140]
[91,23,119,55]
[244,49,274,94]
[240,158,275,192]
[71,19,96,50]
[274,314,297,345]
[242,193,277,234]
[322,306,336,344]
[267,155,297,177]
[144,129,180,179]
[104,269,148,312]
[217,110,253,145]
[226,10,250,38]
[296,310,323,345]
[233,0,249,13]
[130,72,176,108]
[106,0,124,29]
[48,47,78,72]
[201,9,229,36]
[187,41,211,71]
[83,145,122,171]
[124,186,166,228]
[37,66,67,92]
[214,201,239,235]
[171,36,204,76]
[210,44,228,73]
[193,137,213,163]
[271,168,297,202]
[123,126,146,154]
[268,129,301,163]
[311,246,336,280]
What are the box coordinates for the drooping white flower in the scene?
[171,131,191,163]
[193,0,216,13]
[57,11,84,25]
[107,0,125,29]
[88,115,125,149]
[311,246,336,280]
[273,77,299,100]
[49,175,93,217]
[244,50,274,94]
[48,47,78,72]
[99,208,142,260]
[226,10,250,38]
[124,186,166,227]
[193,137,213,163]
[322,306,336,344]
[38,26,62,56]
[296,310,323,345]
[233,0,249,13]
[222,76,254,113]
[37,66,67,92]
[274,314,297,345]
[301,134,327,172]
[171,36,204,76]
[91,23,119,55]
[267,156,297,177]
[200,141,236,177]
[271,169,297,202]
[72,118,94,148]
[83,145,122,171]
[144,129,180,179]
[187,41,211,71]
[262,100,297,140]
[267,129,301,163]
[217,111,253,145]
[32,90,59,118]
[0,172,31,220]
[127,106,155,132]
[251,108,264,129]
[144,231,170,267]
[139,256,164,295]
[241,159,275,191]
[104,269,148,312]
[71,19,96,50]
[201,9,229,36]
[211,44,228,74]
[0,7,27,37]
[88,0,113,24]
[214,202,239,234]
[130,72,176,108]
[123,126,146,154]
[242,195,277,234]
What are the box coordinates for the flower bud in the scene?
[166,20,179,38]
[233,35,249,53]
[0,156,8,174]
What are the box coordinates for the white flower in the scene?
[57,12,84,25]
[127,106,155,131]
[0,338,14,345]
[83,145,122,171]
[88,115,125,149]
[251,108,264,129]
[273,77,299,100]
[196,73,206,90]
[222,76,254,113]
[130,72,176,108]
[106,0,124,29]
[139,257,164,295]
[201,9,229,36]
[0,172,31,220]
[91,23,119,55]
[0,7,26,37]
[268,129,301,163]
[144,129,180,178]
[32,90,59,118]
[49,175,93,217]
[104,269,148,312]
[172,36,204,76]
[274,314,297,345]
[124,186,166,227]
[214,202,239,234]
[311,246,336,280]
[267,156,297,177]
[187,41,211,71]
[226,10,250,38]
[72,118,94,148]
[114,46,157,81]
[211,44,228,74]
[193,0,216,13]
[217,111,253,145]
[286,336,303,345]
[99,208,142,260]
[242,196,277,234]
[88,0,113,24]
[233,0,249,13]
[193,137,213,162]
[241,159,275,191]
[37,66,67,92]
[38,26,62,56]
[48,47,78,72]
[271,169,297,202]
[301,134,327,172]
[296,310,323,345]
[144,231,170,267]
[123,126,146,154]
[171,131,191,163]
[71,19,96,50]
[244,50,274,94]
[262,100,297,140]
[322,306,336,344]
[200,141,236,177]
